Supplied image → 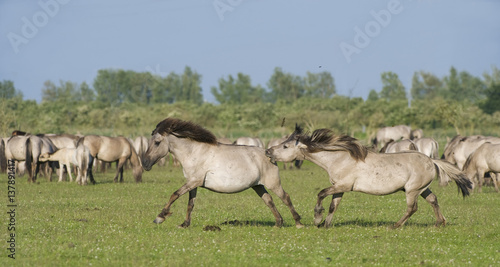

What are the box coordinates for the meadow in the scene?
[2,160,499,266]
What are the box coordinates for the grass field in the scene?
[2,161,499,266]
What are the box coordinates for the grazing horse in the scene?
[142,118,303,228]
[5,135,57,182]
[133,136,149,161]
[80,135,142,184]
[266,125,472,228]
[410,129,424,140]
[463,143,500,193]
[380,139,417,153]
[446,136,500,169]
[234,137,265,148]
[373,125,411,148]
[414,137,439,159]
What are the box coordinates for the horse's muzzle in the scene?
[265,149,276,164]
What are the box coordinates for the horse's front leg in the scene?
[314,186,337,226]
[323,193,344,228]
[179,188,197,228]
[154,180,203,225]
[114,159,126,183]
[66,163,74,182]
[57,163,65,182]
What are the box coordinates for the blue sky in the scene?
[1,0,499,103]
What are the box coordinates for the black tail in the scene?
[0,139,6,173]
[25,138,33,180]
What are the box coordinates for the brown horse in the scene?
[79,135,142,184]
[267,125,472,229]
[142,118,303,228]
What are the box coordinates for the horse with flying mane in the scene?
[266,125,472,229]
[142,117,303,228]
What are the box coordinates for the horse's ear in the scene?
[294,123,303,135]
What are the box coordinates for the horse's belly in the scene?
[203,174,258,193]
[351,175,406,195]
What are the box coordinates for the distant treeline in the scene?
[1,66,499,141]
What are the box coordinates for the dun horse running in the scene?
[266,125,472,228]
[142,118,303,228]
[80,135,142,184]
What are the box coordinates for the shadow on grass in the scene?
[220,219,277,227]
[332,219,434,228]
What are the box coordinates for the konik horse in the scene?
[79,135,142,184]
[142,118,303,228]
[266,125,472,228]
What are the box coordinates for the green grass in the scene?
[2,162,499,266]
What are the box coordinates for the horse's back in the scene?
[352,151,436,194]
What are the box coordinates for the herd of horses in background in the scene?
[0,119,498,228]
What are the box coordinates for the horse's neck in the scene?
[305,150,354,175]
[168,137,210,167]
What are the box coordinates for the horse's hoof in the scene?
[295,223,305,229]
[153,217,165,224]
[390,224,400,229]
[316,221,326,228]
[313,217,323,226]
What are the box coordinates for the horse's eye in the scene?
[283,144,289,149]
[155,141,161,146]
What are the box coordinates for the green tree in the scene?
[443,67,485,102]
[42,80,78,103]
[367,89,379,101]
[178,66,203,104]
[0,80,23,99]
[303,71,336,98]
[211,73,265,104]
[93,69,126,106]
[410,71,443,100]
[151,72,180,104]
[77,82,95,102]
[379,72,407,101]
[483,65,500,87]
[267,67,304,103]
[480,83,500,115]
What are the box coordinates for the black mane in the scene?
[153,118,218,145]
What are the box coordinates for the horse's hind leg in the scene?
[154,180,203,225]
[252,185,283,228]
[268,186,303,228]
[420,188,446,227]
[393,191,419,229]
[323,193,344,228]
[492,173,500,192]
[179,188,197,228]
[87,156,96,184]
